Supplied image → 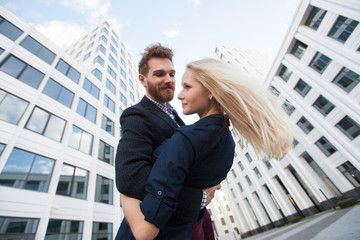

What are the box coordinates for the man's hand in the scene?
[204,184,221,206]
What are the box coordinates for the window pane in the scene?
[297,116,314,134]
[294,79,311,97]
[95,175,113,204]
[332,67,359,93]
[315,136,337,157]
[25,107,49,134]
[46,220,83,239]
[55,59,69,75]
[328,16,359,43]
[68,125,82,150]
[336,115,360,140]
[310,52,332,74]
[20,36,56,64]
[0,148,54,192]
[18,65,45,89]
[92,222,112,240]
[80,130,93,155]
[58,87,74,108]
[0,90,29,125]
[73,167,88,199]
[86,104,97,123]
[0,17,23,40]
[0,217,39,235]
[305,7,327,30]
[312,95,335,116]
[56,164,75,196]
[67,67,80,83]
[0,55,26,78]
[43,78,61,100]
[76,98,87,116]
[44,114,66,142]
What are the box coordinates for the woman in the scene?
[121,58,293,239]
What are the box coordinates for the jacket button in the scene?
[157,191,162,195]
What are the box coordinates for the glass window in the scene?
[245,175,252,186]
[20,36,56,64]
[291,40,307,59]
[56,163,89,199]
[270,86,280,96]
[106,78,116,94]
[101,114,114,136]
[0,148,55,192]
[0,55,45,89]
[282,100,296,116]
[45,220,83,240]
[107,66,116,79]
[98,140,114,165]
[305,7,327,30]
[0,143,5,155]
[25,107,66,142]
[264,160,272,170]
[92,68,102,81]
[43,78,74,108]
[97,44,106,55]
[294,79,312,97]
[94,56,104,66]
[297,116,314,134]
[92,222,112,240]
[231,169,237,178]
[110,45,118,56]
[312,95,335,116]
[279,65,292,82]
[328,16,359,43]
[83,52,91,61]
[87,42,94,50]
[108,54,117,67]
[120,68,126,79]
[130,92,134,102]
[0,89,29,125]
[55,59,80,83]
[332,67,359,93]
[104,94,115,112]
[254,167,262,178]
[335,115,360,140]
[0,217,39,238]
[120,93,127,107]
[337,161,360,188]
[68,125,94,155]
[120,57,126,67]
[0,16,23,40]
[237,182,243,192]
[245,152,252,163]
[111,36,118,47]
[120,79,127,91]
[100,35,107,43]
[315,136,337,157]
[95,175,113,204]
[102,27,109,35]
[83,78,100,99]
[129,79,134,89]
[76,98,97,123]
[309,52,332,74]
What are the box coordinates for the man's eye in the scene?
[155,73,165,77]
[169,73,175,77]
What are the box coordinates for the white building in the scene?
[210,0,360,238]
[0,5,143,239]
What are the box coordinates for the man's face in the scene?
[140,58,175,103]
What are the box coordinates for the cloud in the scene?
[35,21,87,47]
[188,0,200,9]
[163,30,179,38]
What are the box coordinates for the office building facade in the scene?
[0,5,143,239]
[210,0,360,238]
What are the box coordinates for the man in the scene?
[115,43,217,239]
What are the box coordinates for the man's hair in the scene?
[138,43,173,76]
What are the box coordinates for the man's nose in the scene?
[164,74,173,83]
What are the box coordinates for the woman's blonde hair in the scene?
[187,58,293,159]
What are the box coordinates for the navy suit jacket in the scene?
[115,96,203,220]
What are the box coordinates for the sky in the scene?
[1,0,301,123]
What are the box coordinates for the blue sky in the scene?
[1,0,301,123]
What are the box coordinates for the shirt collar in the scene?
[146,95,174,114]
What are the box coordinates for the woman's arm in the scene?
[121,194,159,240]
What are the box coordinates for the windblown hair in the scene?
[187,58,293,159]
[138,43,174,76]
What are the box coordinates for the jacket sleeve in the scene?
[140,131,197,228]
[115,107,154,200]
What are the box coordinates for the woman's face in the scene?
[178,68,212,118]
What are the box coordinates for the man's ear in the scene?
[139,74,146,87]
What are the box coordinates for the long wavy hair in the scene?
[186,58,293,159]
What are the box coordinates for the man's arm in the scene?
[115,107,153,200]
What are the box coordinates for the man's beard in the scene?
[147,82,175,103]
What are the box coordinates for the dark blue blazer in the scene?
[140,114,236,239]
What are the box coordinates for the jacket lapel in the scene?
[141,97,180,130]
